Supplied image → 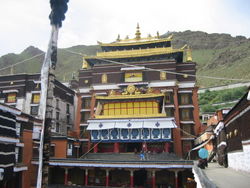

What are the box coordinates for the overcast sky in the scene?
[0,0,250,56]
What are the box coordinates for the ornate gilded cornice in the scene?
[95,113,166,119]
[96,93,164,100]
[85,47,183,59]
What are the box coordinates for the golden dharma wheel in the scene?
[127,85,136,94]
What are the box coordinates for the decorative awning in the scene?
[116,121,143,129]
[87,118,177,130]
[86,122,115,130]
[143,119,176,129]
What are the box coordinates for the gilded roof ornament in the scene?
[156,31,160,39]
[147,87,153,94]
[101,73,108,83]
[109,90,116,96]
[82,58,89,69]
[116,34,121,42]
[135,23,141,40]
[186,46,193,62]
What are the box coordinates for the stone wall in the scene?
[228,140,250,172]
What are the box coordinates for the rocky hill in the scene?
[0,30,250,87]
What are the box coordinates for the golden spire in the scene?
[135,23,141,40]
[82,58,89,69]
[186,46,193,62]
[117,34,121,41]
[156,31,160,38]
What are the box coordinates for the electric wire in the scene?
[62,48,250,82]
[0,52,45,72]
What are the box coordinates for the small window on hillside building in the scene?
[125,72,143,82]
[6,93,16,103]
[32,93,40,104]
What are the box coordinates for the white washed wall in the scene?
[228,141,250,172]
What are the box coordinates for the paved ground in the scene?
[203,162,250,188]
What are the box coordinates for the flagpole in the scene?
[36,1,68,187]
[37,24,59,188]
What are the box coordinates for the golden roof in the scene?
[85,46,183,59]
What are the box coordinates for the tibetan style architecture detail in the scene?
[0,26,200,188]
[70,26,200,187]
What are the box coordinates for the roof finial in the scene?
[117,34,121,41]
[186,46,193,62]
[156,31,160,38]
[82,58,89,69]
[135,23,141,40]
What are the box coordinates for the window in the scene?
[81,98,91,109]
[102,101,159,116]
[166,108,174,117]
[165,92,172,103]
[80,126,88,138]
[81,112,90,123]
[56,123,60,132]
[180,94,191,105]
[67,114,70,124]
[56,99,59,109]
[56,112,59,120]
[181,124,193,137]
[125,72,143,82]
[50,145,55,157]
[31,106,39,115]
[6,93,16,103]
[32,93,40,104]
[182,140,192,156]
[15,147,23,163]
[66,104,70,114]
[181,109,192,120]
[67,143,73,156]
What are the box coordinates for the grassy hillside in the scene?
[0,30,250,87]
[198,86,248,113]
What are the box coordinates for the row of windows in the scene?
[103,101,159,116]
[100,71,168,84]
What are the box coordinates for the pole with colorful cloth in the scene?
[37,1,68,188]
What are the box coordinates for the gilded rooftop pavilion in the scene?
[49,25,199,188]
